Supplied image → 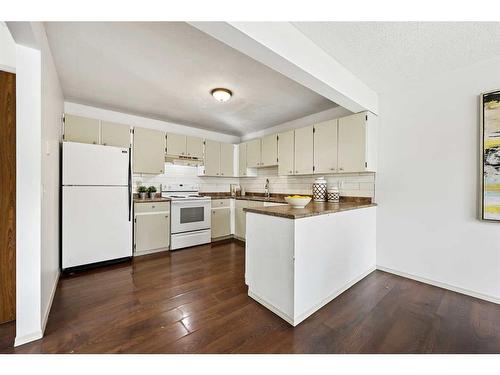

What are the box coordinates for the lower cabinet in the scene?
[134,202,170,255]
[234,200,248,239]
[211,199,231,239]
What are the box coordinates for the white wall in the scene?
[9,22,64,347]
[34,22,64,332]
[0,22,15,72]
[377,57,500,302]
[15,44,43,346]
[64,102,241,144]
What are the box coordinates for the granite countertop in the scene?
[200,193,287,203]
[243,201,377,219]
[133,197,171,203]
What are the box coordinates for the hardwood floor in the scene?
[2,239,500,353]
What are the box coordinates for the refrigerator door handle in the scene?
[128,147,132,221]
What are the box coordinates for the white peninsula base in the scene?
[245,206,376,326]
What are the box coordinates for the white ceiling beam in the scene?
[189,22,378,115]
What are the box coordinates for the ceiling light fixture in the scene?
[211,88,232,102]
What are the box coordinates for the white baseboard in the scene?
[249,266,376,326]
[133,247,169,257]
[293,266,376,326]
[14,330,43,347]
[377,265,500,305]
[42,271,60,332]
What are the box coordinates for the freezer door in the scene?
[63,186,132,269]
[63,142,129,186]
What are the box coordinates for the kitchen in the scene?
[4,18,500,359]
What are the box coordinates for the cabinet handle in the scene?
[221,173,224,175]
[295,170,299,173]
[152,205,155,208]
[330,168,335,171]
[339,167,344,171]
[289,170,293,174]
[181,152,185,155]
[165,215,168,218]
[103,143,107,146]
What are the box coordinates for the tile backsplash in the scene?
[134,164,375,198]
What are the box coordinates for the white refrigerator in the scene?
[62,142,133,269]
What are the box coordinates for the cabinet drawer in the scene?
[134,201,170,213]
[211,199,230,208]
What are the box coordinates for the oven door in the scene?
[171,200,211,234]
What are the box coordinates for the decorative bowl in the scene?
[284,195,312,208]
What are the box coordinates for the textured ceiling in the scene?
[294,22,500,93]
[45,22,337,136]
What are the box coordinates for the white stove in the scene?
[162,184,211,250]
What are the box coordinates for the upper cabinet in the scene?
[246,139,261,168]
[245,135,278,168]
[166,133,186,156]
[64,114,100,145]
[203,140,234,177]
[238,143,247,177]
[186,136,204,159]
[338,112,377,173]
[313,119,338,174]
[278,130,294,176]
[261,134,278,167]
[166,133,203,159]
[133,127,166,174]
[220,143,234,177]
[294,125,314,175]
[101,121,131,148]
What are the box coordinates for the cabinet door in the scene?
[338,113,366,173]
[314,119,338,174]
[186,136,204,159]
[211,208,231,238]
[278,130,294,175]
[64,114,100,144]
[294,125,314,175]
[246,138,261,167]
[101,121,131,148]
[166,133,187,156]
[220,142,234,177]
[204,139,220,176]
[133,127,166,174]
[135,213,170,252]
[238,143,247,176]
[261,134,278,166]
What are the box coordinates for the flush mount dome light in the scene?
[211,88,232,102]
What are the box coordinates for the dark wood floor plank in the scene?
[2,240,500,353]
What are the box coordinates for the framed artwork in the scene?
[480,90,500,221]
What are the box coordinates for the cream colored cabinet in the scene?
[204,140,234,177]
[220,143,234,177]
[338,112,378,173]
[211,207,231,239]
[261,134,278,166]
[238,143,247,176]
[64,114,100,144]
[133,127,166,174]
[204,139,220,176]
[278,130,294,176]
[294,125,314,175]
[101,121,131,148]
[234,200,247,239]
[186,136,204,159]
[246,139,261,167]
[314,119,338,174]
[134,202,170,255]
[166,133,187,156]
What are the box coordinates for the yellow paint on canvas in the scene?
[485,138,500,149]
[484,183,500,192]
[486,100,500,110]
[484,205,500,214]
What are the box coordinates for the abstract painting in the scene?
[481,90,500,221]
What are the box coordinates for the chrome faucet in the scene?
[264,178,270,198]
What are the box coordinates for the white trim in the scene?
[42,271,60,332]
[377,265,500,305]
[249,266,375,326]
[248,290,295,325]
[293,266,375,326]
[14,330,43,347]
[0,65,15,74]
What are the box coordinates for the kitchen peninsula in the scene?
[244,199,377,326]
